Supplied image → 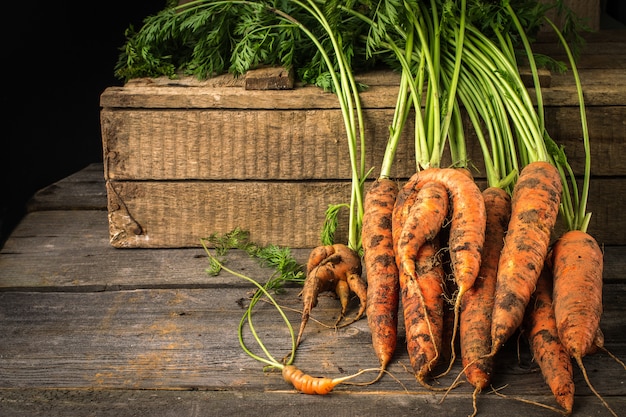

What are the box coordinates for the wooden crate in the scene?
[100,31,626,248]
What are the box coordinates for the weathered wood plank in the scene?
[101,66,626,109]
[0,210,311,291]
[1,209,625,291]
[103,178,626,248]
[1,389,625,417]
[26,163,107,212]
[0,287,623,412]
[101,104,626,181]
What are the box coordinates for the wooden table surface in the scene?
[0,163,624,416]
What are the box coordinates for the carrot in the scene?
[398,167,484,296]
[281,365,382,395]
[282,365,339,395]
[524,264,575,414]
[362,178,400,372]
[296,243,366,347]
[399,167,485,375]
[490,161,562,354]
[550,229,621,416]
[460,187,511,397]
[551,229,603,360]
[398,237,446,388]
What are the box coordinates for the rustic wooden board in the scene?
[2,389,625,417]
[105,180,353,248]
[101,104,626,181]
[2,209,626,291]
[0,210,308,291]
[26,163,107,212]
[0,286,624,414]
[103,178,626,248]
[100,68,626,110]
[0,210,622,288]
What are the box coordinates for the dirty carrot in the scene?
[490,161,562,355]
[551,230,603,360]
[401,167,485,374]
[398,237,446,388]
[398,167,484,298]
[296,243,366,347]
[550,229,620,417]
[524,264,575,414]
[460,187,510,401]
[362,178,400,373]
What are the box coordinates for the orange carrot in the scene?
[460,187,511,393]
[549,230,621,416]
[524,264,575,414]
[282,365,338,395]
[551,229,603,360]
[491,161,562,354]
[399,168,484,299]
[362,178,400,371]
[399,167,485,375]
[297,243,366,346]
[281,365,378,395]
[398,237,446,387]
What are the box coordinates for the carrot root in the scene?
[362,178,400,371]
[491,161,562,354]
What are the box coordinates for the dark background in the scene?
[0,1,166,248]
[1,1,625,249]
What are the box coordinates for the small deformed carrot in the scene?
[491,161,562,355]
[296,243,366,347]
[362,178,400,372]
[460,187,510,399]
[281,365,381,395]
[524,264,575,414]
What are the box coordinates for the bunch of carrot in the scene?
[354,2,618,415]
[124,0,618,409]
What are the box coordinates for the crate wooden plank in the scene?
[102,104,626,181]
[105,180,353,248]
[103,178,626,248]
[101,107,417,181]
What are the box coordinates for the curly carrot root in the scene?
[399,168,485,296]
[399,168,485,378]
